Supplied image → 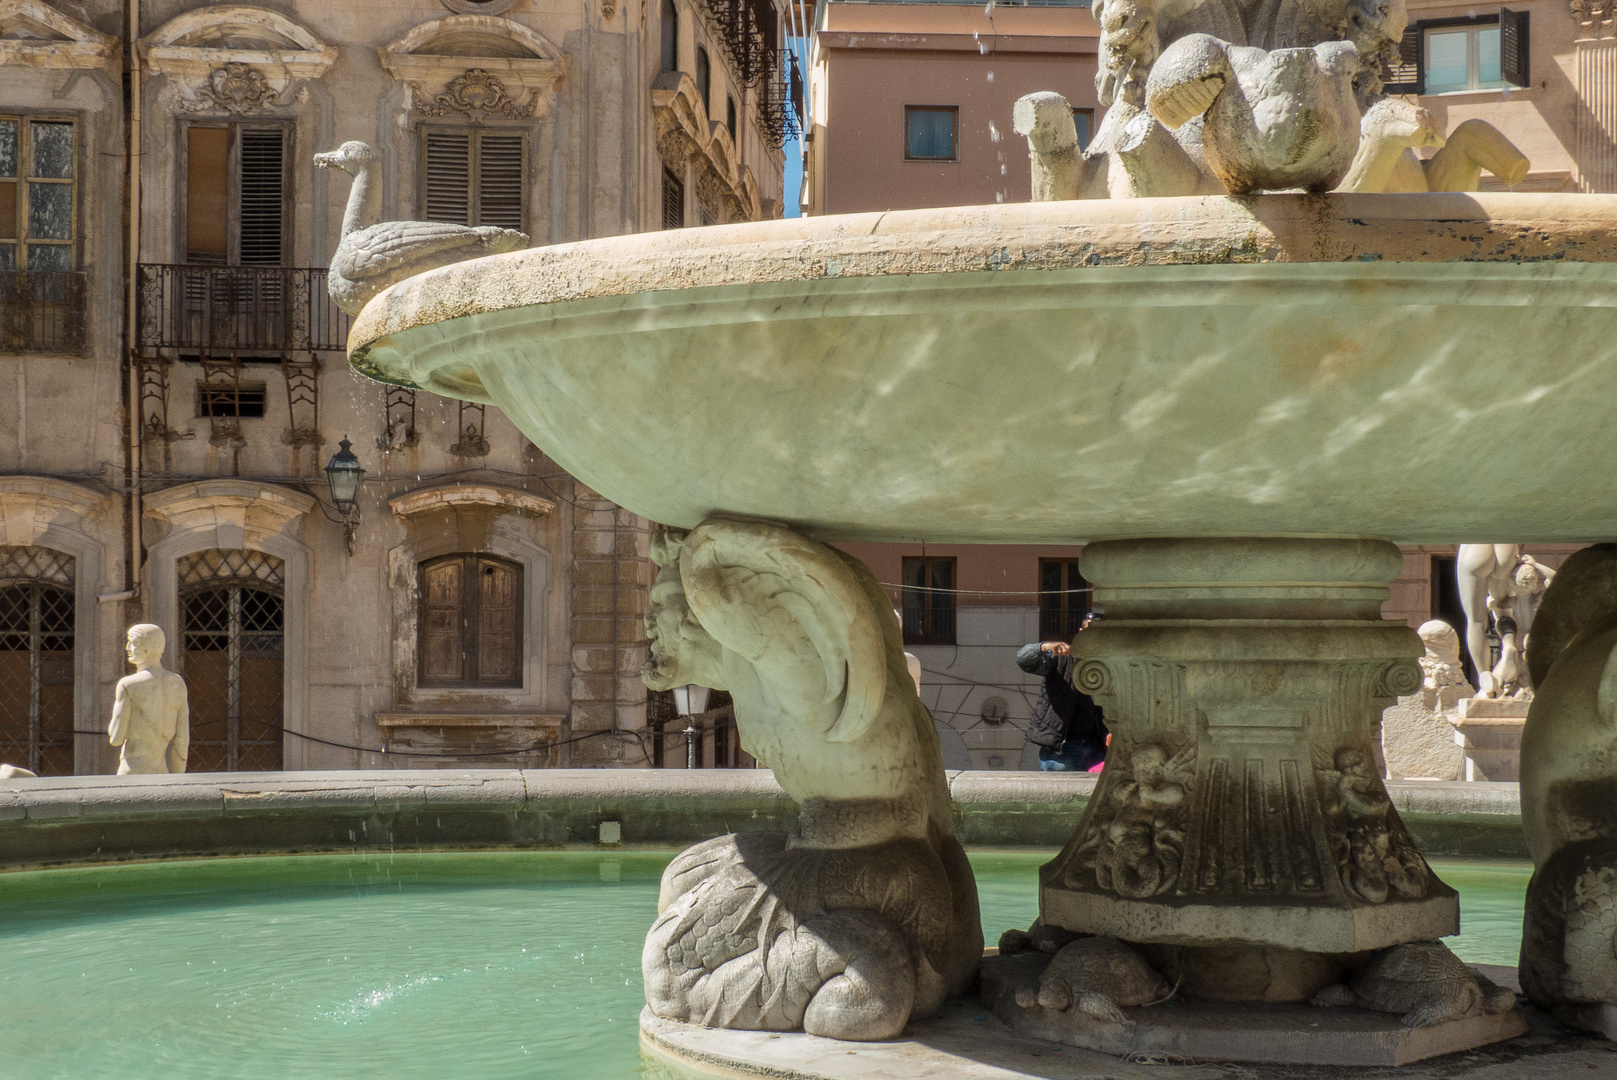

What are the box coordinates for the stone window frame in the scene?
[0,110,83,271]
[0,477,109,774]
[386,485,553,710]
[143,479,313,770]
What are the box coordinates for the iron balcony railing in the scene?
[0,271,87,354]
[135,264,349,357]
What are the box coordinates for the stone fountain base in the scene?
[640,983,1600,1080]
[979,951,1527,1067]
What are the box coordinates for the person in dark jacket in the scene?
[1017,614,1109,771]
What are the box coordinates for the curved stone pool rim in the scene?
[0,770,1524,869]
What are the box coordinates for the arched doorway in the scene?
[178,549,285,771]
[0,547,75,775]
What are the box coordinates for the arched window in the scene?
[179,549,285,771]
[695,46,711,117]
[726,96,737,142]
[0,546,74,775]
[660,0,678,74]
[419,554,522,688]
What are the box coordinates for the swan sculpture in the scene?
[314,141,529,316]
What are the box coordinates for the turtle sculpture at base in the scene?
[1311,940,1516,1027]
[1012,937,1172,1025]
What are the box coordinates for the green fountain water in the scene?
[0,851,1529,1078]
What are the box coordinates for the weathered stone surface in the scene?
[983,951,1528,1065]
[348,196,1617,546]
[1382,621,1469,782]
[1042,538,1457,953]
[640,520,981,1040]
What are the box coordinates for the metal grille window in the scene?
[0,116,76,271]
[421,130,526,232]
[178,549,284,772]
[1039,558,1090,642]
[185,125,288,267]
[419,554,523,688]
[0,546,75,775]
[902,556,956,645]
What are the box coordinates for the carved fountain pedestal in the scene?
[1043,537,1452,953]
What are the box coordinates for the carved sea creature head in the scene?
[313,141,380,176]
[643,519,895,744]
[643,528,724,692]
[1339,0,1407,60]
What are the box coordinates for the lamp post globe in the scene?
[324,436,364,516]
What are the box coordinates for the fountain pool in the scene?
[0,851,1529,1079]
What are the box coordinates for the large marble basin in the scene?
[349,194,1617,544]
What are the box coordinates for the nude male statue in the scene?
[109,623,189,774]
[1456,545,1555,699]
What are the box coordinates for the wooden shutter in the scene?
[424,131,471,225]
[1501,9,1530,88]
[237,129,285,266]
[475,135,524,231]
[662,169,684,229]
[420,558,466,685]
[1383,24,1424,94]
[475,557,521,683]
[185,127,229,264]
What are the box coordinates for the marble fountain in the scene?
[337,0,1617,1069]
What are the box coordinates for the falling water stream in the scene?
[0,850,1530,1079]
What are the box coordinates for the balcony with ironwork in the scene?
[0,271,87,354]
[134,264,349,359]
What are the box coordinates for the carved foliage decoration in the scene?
[182,62,282,114]
[413,68,536,121]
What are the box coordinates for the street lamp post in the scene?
[323,436,365,556]
[672,684,711,770]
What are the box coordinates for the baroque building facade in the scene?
[0,0,789,774]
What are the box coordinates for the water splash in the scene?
[988,121,1001,144]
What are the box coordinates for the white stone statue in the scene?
[641,518,982,1040]
[1518,544,1617,1023]
[315,141,528,316]
[1381,620,1470,781]
[1015,0,1532,198]
[109,624,190,775]
[1457,545,1555,699]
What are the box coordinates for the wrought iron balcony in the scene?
[0,271,87,354]
[134,264,349,357]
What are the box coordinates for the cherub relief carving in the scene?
[640,518,981,1041]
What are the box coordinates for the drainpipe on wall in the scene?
[123,0,142,603]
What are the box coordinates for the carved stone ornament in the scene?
[1041,538,1458,957]
[182,62,282,114]
[413,68,536,121]
[641,518,982,1040]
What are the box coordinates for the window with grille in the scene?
[902,556,956,645]
[0,546,75,775]
[184,125,288,266]
[0,116,76,271]
[1039,558,1090,642]
[196,381,267,418]
[420,129,526,232]
[419,554,523,688]
[662,168,685,229]
[179,549,285,772]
